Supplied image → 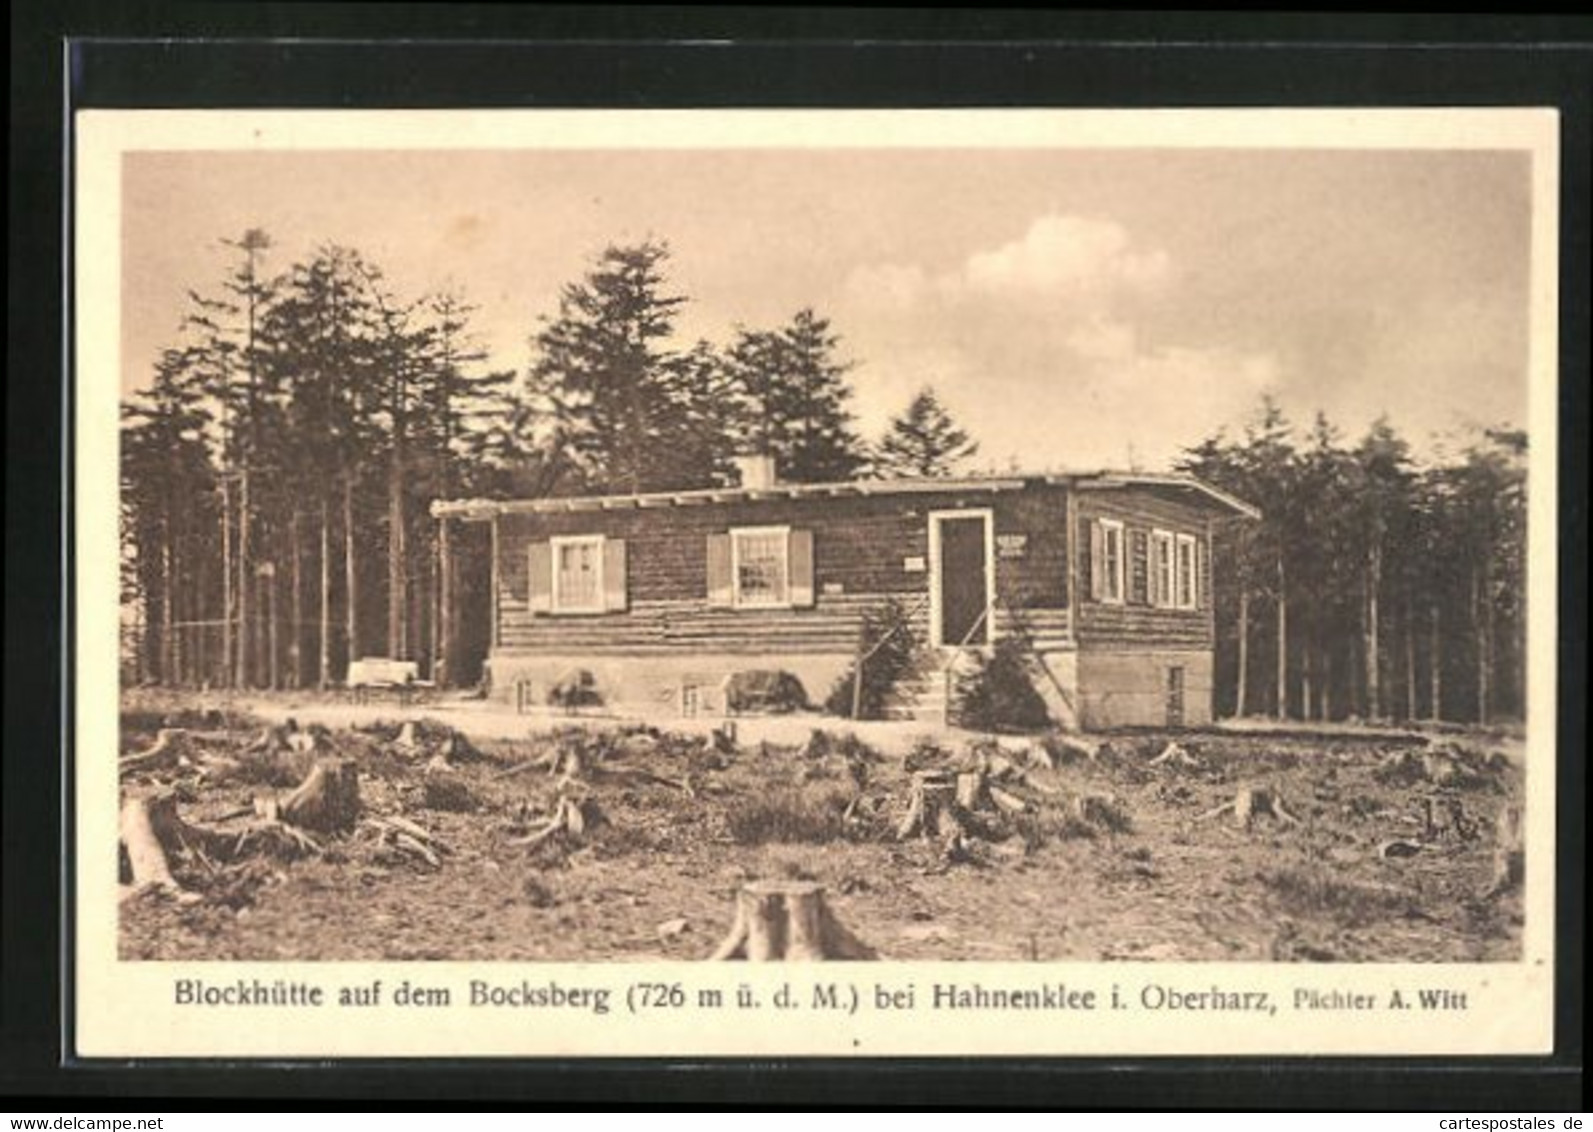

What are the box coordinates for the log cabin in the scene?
[430,455,1258,730]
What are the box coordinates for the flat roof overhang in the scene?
[430,470,1259,523]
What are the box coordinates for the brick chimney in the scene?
[732,453,779,489]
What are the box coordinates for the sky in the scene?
[121,144,1533,472]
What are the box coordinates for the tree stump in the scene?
[1149,741,1202,770]
[955,770,987,811]
[118,790,228,900]
[1071,792,1131,833]
[709,880,878,961]
[896,771,957,840]
[119,792,185,894]
[510,792,600,851]
[1200,784,1297,830]
[119,729,187,775]
[1488,802,1525,896]
[273,758,360,833]
[1419,795,1477,842]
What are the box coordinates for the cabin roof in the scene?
[432,470,1260,522]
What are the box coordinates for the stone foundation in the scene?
[485,652,854,717]
[1075,648,1213,729]
[484,645,1212,730]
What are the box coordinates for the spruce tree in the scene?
[527,240,715,494]
[725,308,867,483]
[875,386,979,478]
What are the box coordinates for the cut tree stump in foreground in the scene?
[510,792,600,851]
[119,792,186,895]
[118,790,231,901]
[709,881,878,961]
[896,771,959,841]
[119,729,187,774]
[121,757,365,899]
[1488,802,1524,896]
[259,758,361,833]
[1197,784,1298,830]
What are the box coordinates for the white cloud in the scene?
[844,213,1172,314]
[960,214,1171,299]
[836,213,1276,470]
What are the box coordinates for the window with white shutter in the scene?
[1099,519,1125,605]
[731,526,790,607]
[1175,532,1198,611]
[1152,529,1175,608]
[550,535,606,614]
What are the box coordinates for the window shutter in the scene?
[528,542,552,614]
[603,538,628,612]
[789,529,815,607]
[1129,529,1149,605]
[1197,536,1208,610]
[706,533,733,607]
[1087,519,1104,602]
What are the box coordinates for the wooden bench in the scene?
[346,658,434,706]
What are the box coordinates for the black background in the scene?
[7,4,1588,1109]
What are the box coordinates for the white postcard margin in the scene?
[73,108,1559,1058]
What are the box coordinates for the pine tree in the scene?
[1294,414,1358,720]
[121,348,216,683]
[179,228,279,687]
[419,290,517,497]
[262,244,387,684]
[526,241,707,494]
[874,386,979,478]
[724,309,867,483]
[1351,417,1415,720]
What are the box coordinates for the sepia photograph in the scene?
[73,107,1559,1057]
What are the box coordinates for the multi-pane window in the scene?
[1152,529,1175,608]
[552,536,604,613]
[1175,533,1198,610]
[1100,519,1125,604]
[732,527,789,607]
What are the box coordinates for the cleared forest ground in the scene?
[117,690,1524,963]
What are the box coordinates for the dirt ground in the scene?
[118,690,1525,963]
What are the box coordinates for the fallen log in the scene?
[709,880,877,961]
[363,815,450,867]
